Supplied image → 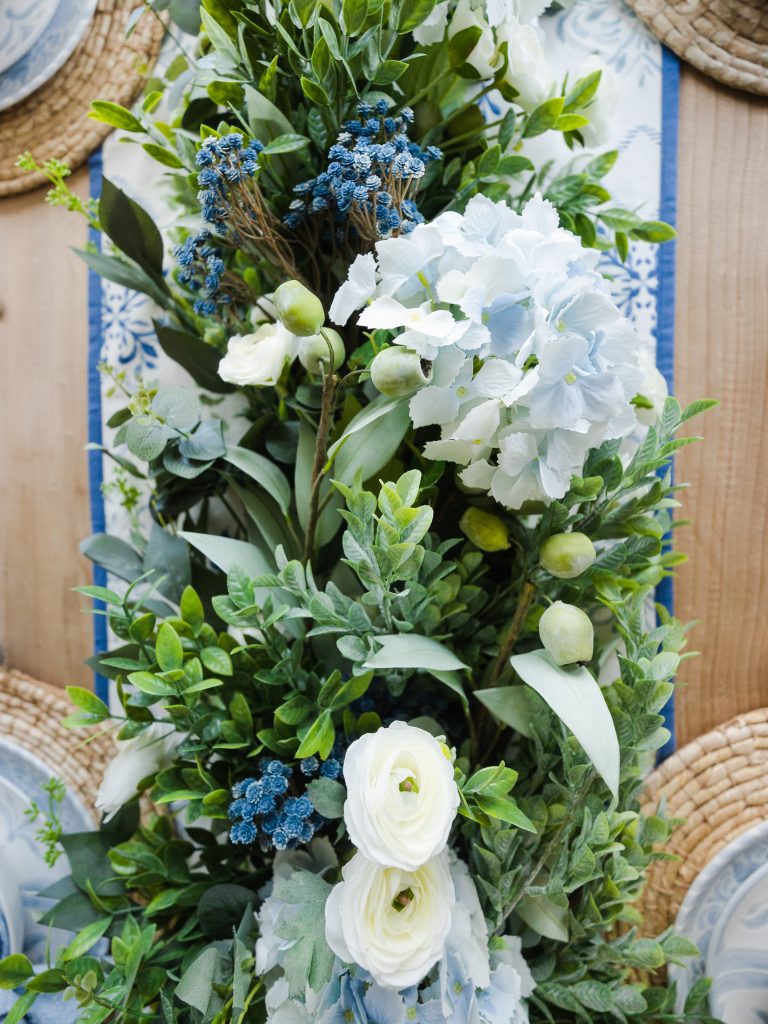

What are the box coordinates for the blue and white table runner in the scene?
[86,0,679,753]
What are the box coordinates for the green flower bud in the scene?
[459,507,510,552]
[273,280,325,337]
[203,325,226,346]
[298,328,345,374]
[540,532,596,579]
[538,601,594,666]
[370,348,432,397]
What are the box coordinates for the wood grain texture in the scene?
[0,168,92,687]
[673,67,768,745]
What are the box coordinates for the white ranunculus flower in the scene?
[413,0,449,44]
[342,721,459,870]
[485,0,548,25]
[96,723,179,821]
[577,54,618,148]
[325,850,455,989]
[634,349,669,426]
[217,323,298,387]
[449,0,500,80]
[497,20,556,112]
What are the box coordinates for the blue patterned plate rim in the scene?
[0,0,60,77]
[705,859,768,1019]
[0,736,95,965]
[0,0,98,112]
[669,819,768,1012]
[0,738,93,833]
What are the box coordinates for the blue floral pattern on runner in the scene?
[102,281,159,371]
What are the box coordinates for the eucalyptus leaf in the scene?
[363,634,468,672]
[517,894,569,941]
[224,446,291,514]
[509,649,620,799]
[475,686,540,739]
[179,532,273,577]
[152,322,234,394]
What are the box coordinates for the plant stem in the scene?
[488,580,537,684]
[496,770,596,932]
[303,361,337,562]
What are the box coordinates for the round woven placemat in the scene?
[638,706,768,938]
[0,0,165,197]
[626,0,768,96]
[0,667,114,819]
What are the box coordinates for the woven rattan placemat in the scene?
[0,667,114,818]
[626,0,768,96]
[0,0,164,197]
[639,706,768,938]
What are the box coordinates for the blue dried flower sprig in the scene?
[228,754,342,852]
[173,131,302,318]
[173,229,232,318]
[194,133,265,235]
[285,99,441,243]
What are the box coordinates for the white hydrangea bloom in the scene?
[331,193,648,510]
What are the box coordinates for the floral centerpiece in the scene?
[5,1,718,1022]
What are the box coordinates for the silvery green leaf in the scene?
[510,649,620,799]
[80,533,143,581]
[224,446,291,514]
[179,419,225,460]
[332,400,410,492]
[273,871,334,997]
[327,394,404,463]
[244,85,294,141]
[306,777,346,818]
[230,482,295,556]
[517,894,569,942]
[475,686,540,739]
[363,634,468,672]
[126,418,172,461]
[179,532,272,577]
[175,947,220,1013]
[152,387,201,431]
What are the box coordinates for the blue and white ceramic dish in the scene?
[706,861,768,1023]
[0,0,97,111]
[0,966,81,1024]
[0,738,94,964]
[0,829,26,959]
[669,820,768,1013]
[0,0,59,76]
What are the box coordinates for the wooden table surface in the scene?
[1,65,767,746]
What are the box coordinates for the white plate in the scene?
[706,861,768,1023]
[0,737,94,963]
[0,0,97,112]
[669,820,768,1012]
[0,0,59,75]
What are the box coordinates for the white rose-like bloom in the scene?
[96,723,179,821]
[497,20,556,112]
[217,323,298,387]
[449,0,500,80]
[343,721,459,870]
[578,54,618,148]
[325,850,455,989]
[412,0,449,44]
[634,349,669,426]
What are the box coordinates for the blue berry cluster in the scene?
[285,100,441,241]
[228,754,341,852]
[172,133,265,318]
[195,133,264,234]
[173,229,230,318]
